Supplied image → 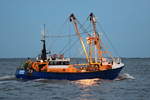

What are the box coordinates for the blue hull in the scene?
[15,66,124,80]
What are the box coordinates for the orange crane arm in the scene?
[70,14,89,62]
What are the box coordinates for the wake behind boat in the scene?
[16,13,124,80]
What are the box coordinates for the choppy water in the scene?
[0,58,150,100]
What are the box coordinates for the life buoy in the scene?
[32,62,39,71]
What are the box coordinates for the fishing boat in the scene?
[15,13,124,80]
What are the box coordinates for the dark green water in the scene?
[0,58,149,100]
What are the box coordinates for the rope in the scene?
[59,38,79,55]
[46,16,70,51]
[97,21,120,58]
[45,32,89,38]
[58,17,91,57]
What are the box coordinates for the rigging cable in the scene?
[97,21,120,58]
[58,17,92,56]
[47,16,70,52]
[59,38,79,55]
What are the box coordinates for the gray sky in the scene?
[0,0,150,58]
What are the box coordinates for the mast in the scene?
[89,13,102,62]
[41,24,47,61]
[70,14,89,62]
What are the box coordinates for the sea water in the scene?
[0,58,150,100]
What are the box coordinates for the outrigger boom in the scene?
[70,14,89,63]
[70,13,109,64]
